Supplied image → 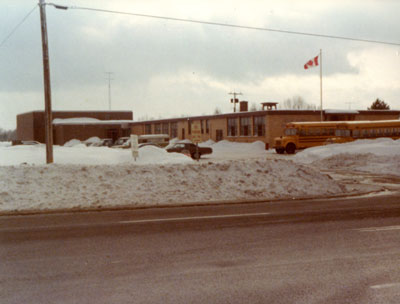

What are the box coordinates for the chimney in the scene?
[239,101,248,112]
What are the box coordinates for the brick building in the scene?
[16,106,400,147]
[130,104,400,148]
[17,111,133,145]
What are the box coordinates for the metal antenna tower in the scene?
[105,72,114,110]
[229,91,242,112]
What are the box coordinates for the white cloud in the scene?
[1,0,399,129]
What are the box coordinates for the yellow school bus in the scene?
[274,120,400,154]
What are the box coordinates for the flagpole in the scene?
[320,49,323,121]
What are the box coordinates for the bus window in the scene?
[284,128,297,136]
[352,129,360,138]
[309,128,321,136]
[335,129,350,137]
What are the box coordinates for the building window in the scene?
[154,123,161,134]
[162,123,169,135]
[227,118,237,136]
[240,117,251,136]
[145,124,152,134]
[171,122,178,138]
[188,120,192,135]
[201,120,204,134]
[253,116,265,136]
[206,120,209,134]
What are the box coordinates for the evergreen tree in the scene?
[368,98,390,110]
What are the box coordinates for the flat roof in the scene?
[53,117,135,125]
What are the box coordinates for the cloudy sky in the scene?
[1,0,399,130]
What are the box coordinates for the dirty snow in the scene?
[0,138,399,213]
[294,138,400,176]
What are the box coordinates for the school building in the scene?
[16,103,400,147]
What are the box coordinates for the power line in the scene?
[51,4,400,47]
[0,4,38,48]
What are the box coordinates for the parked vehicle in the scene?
[89,138,114,147]
[166,142,212,159]
[138,134,170,147]
[113,134,170,149]
[12,140,42,146]
[274,120,400,154]
[111,137,130,148]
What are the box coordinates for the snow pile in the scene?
[204,140,267,159]
[0,144,192,166]
[0,159,345,212]
[294,138,400,176]
[0,142,11,147]
[84,137,102,145]
[64,139,85,147]
[1,137,399,213]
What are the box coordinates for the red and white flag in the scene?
[304,55,319,69]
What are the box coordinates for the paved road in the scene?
[1,193,400,304]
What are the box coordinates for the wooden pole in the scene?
[320,49,323,121]
[39,0,54,163]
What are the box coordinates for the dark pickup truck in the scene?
[166,143,212,159]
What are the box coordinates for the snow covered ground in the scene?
[0,138,399,213]
[294,138,400,177]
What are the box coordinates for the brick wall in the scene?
[16,111,133,144]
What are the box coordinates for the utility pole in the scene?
[106,72,114,110]
[39,0,53,163]
[229,91,242,113]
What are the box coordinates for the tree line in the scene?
[0,129,16,141]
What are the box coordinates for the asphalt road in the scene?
[1,192,400,304]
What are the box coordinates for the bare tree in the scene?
[0,128,16,141]
[280,96,316,110]
[249,102,258,111]
[213,107,222,115]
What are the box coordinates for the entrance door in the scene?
[216,129,223,142]
[107,129,118,143]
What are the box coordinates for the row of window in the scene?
[145,122,179,138]
[227,116,266,137]
[284,128,337,137]
[144,120,211,138]
[349,127,400,138]
[285,127,400,138]
[142,116,267,138]
[187,120,210,135]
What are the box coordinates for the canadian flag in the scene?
[304,55,319,69]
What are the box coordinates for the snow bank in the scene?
[294,138,400,176]
[0,159,345,212]
[84,137,102,145]
[204,140,267,159]
[64,139,84,147]
[2,138,399,213]
[0,144,192,166]
[295,138,400,163]
[0,142,11,147]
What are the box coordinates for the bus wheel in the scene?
[275,148,285,154]
[285,143,296,154]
